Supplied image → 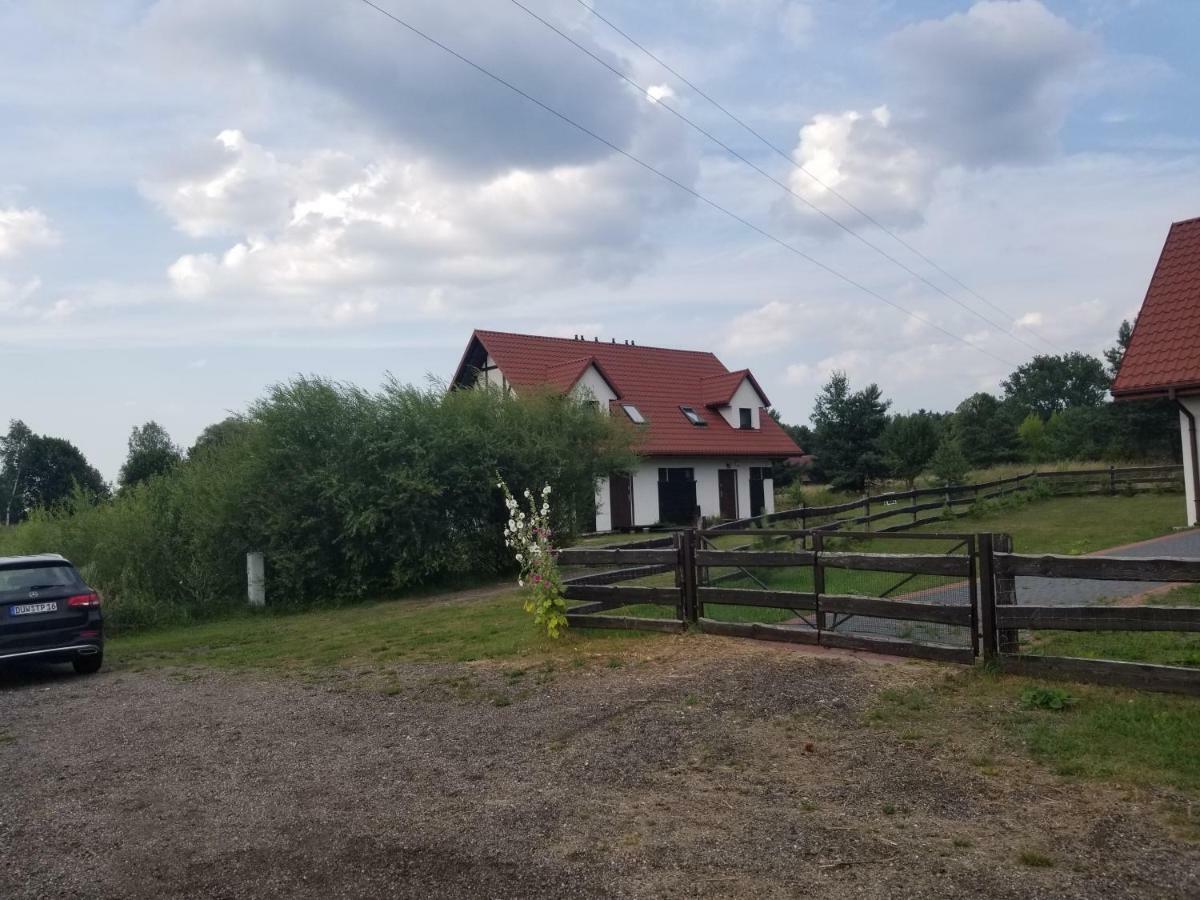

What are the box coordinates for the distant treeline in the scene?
[773,320,1178,492]
[0,379,635,629]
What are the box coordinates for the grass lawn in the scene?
[869,667,1200,800]
[110,588,660,674]
[1027,584,1200,667]
[945,492,1186,554]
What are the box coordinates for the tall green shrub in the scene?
[0,379,635,630]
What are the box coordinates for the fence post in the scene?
[1109,465,1116,495]
[911,491,918,525]
[246,552,265,608]
[812,531,826,638]
[863,493,871,531]
[993,532,1018,653]
[681,528,699,625]
[977,533,997,660]
[966,534,981,659]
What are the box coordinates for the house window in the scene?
[750,467,769,481]
[621,404,645,424]
[658,467,695,483]
[680,406,707,426]
[739,408,753,429]
[585,399,600,412]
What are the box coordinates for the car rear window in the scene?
[0,564,81,598]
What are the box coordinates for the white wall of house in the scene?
[570,364,618,406]
[481,355,508,391]
[592,458,775,530]
[1180,398,1200,526]
[715,378,764,430]
[594,475,612,533]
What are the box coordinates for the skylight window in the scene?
[680,406,707,426]
[621,404,645,424]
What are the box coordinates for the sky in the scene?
[2,0,1199,480]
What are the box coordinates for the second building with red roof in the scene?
[452,330,803,531]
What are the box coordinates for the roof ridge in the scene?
[1172,215,1200,227]
[473,328,724,360]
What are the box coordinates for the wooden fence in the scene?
[564,522,1200,695]
[983,535,1200,696]
[710,464,1183,535]
[564,530,979,663]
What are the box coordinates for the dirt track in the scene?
[1,640,1197,899]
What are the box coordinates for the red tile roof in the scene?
[700,369,769,408]
[542,356,622,398]
[453,330,802,457]
[1113,217,1200,398]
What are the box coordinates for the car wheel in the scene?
[73,652,103,675]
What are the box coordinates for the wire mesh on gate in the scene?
[697,530,976,650]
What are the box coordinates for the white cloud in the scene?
[141,0,658,176]
[723,300,796,352]
[789,105,935,227]
[783,1,1095,229]
[886,0,1095,167]
[0,206,57,257]
[149,128,696,313]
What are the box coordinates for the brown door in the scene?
[609,473,634,530]
[718,469,738,520]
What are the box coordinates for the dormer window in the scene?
[739,408,753,430]
[621,404,645,424]
[680,406,707,426]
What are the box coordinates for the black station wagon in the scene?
[0,554,103,674]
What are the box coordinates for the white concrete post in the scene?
[246,552,266,608]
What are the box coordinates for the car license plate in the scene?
[11,602,58,616]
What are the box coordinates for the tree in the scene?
[952,392,1018,467]
[1043,407,1109,460]
[765,410,813,487]
[119,421,183,489]
[1017,413,1048,463]
[1103,318,1179,461]
[10,434,108,518]
[188,416,253,458]
[1001,352,1109,420]
[810,371,891,491]
[1,420,34,526]
[880,412,940,488]
[1104,318,1135,380]
[929,433,969,487]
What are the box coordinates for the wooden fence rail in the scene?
[710,464,1183,534]
[560,524,1200,695]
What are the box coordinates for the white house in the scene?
[1112,216,1200,524]
[452,329,803,531]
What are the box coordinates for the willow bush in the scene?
[0,378,636,630]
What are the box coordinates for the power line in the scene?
[502,0,1042,357]
[350,0,1018,368]
[569,0,1059,354]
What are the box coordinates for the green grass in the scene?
[944,492,1185,555]
[869,669,1200,795]
[110,589,661,673]
[1017,560,1200,667]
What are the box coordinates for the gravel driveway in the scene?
[2,641,1197,899]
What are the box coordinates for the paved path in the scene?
[1013,528,1200,607]
[826,528,1200,647]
